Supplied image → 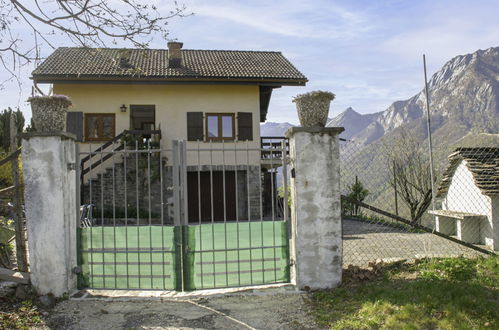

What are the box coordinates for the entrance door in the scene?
[130,105,155,131]
[187,171,237,223]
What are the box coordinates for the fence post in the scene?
[21,132,78,297]
[286,127,344,290]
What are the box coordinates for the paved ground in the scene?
[342,218,484,267]
[44,292,316,330]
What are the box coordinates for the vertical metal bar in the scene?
[246,140,253,285]
[197,140,204,289]
[147,140,153,288]
[270,144,277,282]
[209,140,215,287]
[222,140,229,287]
[258,142,265,284]
[135,140,140,289]
[124,141,129,289]
[234,141,241,286]
[112,142,117,289]
[172,140,184,291]
[75,144,82,288]
[181,141,189,226]
[99,144,105,288]
[159,144,166,289]
[282,140,289,223]
[88,143,94,288]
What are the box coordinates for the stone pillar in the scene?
[21,132,78,297]
[286,127,344,290]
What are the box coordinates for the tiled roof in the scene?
[436,147,499,197]
[32,47,307,84]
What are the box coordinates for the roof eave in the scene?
[31,75,308,86]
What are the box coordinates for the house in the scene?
[31,42,307,224]
[430,147,499,250]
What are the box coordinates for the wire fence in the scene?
[340,138,497,268]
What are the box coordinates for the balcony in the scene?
[260,136,289,169]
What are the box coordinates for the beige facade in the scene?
[55,83,263,165]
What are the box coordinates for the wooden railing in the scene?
[260,136,289,160]
[81,129,161,176]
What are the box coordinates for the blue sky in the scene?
[2,0,499,124]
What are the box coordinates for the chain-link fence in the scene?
[340,136,497,268]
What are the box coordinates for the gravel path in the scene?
[44,293,316,330]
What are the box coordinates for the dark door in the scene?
[187,171,237,223]
[130,105,155,131]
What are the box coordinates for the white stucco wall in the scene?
[441,160,494,248]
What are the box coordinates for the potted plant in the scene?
[28,95,72,132]
[292,90,335,127]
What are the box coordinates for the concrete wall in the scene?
[22,133,77,296]
[54,83,262,166]
[287,127,343,290]
[441,160,495,249]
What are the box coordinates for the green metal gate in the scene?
[77,139,290,291]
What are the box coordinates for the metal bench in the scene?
[428,209,486,244]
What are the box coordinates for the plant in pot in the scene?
[28,95,72,132]
[292,90,335,127]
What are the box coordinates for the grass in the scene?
[311,256,499,329]
[0,299,44,329]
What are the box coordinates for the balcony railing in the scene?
[260,136,289,161]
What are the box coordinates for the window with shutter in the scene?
[237,112,253,141]
[84,113,115,141]
[187,112,204,141]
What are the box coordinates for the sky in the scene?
[2,0,499,124]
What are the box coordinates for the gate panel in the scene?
[183,221,289,290]
[80,226,176,289]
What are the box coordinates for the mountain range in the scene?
[261,46,499,147]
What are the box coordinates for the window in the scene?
[205,113,235,141]
[85,114,115,141]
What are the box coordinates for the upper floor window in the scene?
[85,113,115,141]
[206,113,235,141]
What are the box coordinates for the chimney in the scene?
[167,41,183,68]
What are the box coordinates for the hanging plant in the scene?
[28,95,72,132]
[293,90,335,127]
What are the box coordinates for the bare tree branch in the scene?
[0,0,191,88]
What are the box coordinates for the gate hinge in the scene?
[67,162,76,171]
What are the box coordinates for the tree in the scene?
[344,176,369,216]
[0,0,189,87]
[386,131,434,223]
[0,107,24,151]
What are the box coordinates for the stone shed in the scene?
[432,147,499,251]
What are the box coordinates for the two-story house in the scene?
[31,42,307,224]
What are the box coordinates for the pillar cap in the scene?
[285,127,344,138]
[21,131,76,141]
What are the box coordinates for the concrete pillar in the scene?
[21,132,78,297]
[286,127,344,290]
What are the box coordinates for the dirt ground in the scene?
[43,292,316,330]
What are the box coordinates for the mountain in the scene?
[350,46,499,145]
[260,122,295,137]
[326,107,381,140]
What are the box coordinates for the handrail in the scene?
[81,130,162,164]
[0,148,21,168]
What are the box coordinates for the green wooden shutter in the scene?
[187,112,204,141]
[237,112,253,141]
[66,112,83,141]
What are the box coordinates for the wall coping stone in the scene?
[21,131,76,140]
[285,127,344,138]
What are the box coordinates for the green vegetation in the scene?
[0,300,43,329]
[311,257,499,329]
[342,177,369,217]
